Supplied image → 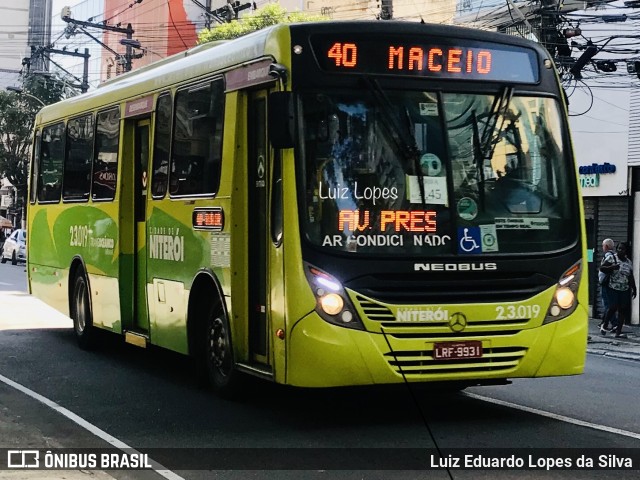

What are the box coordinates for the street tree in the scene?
[198,3,327,43]
[0,75,73,225]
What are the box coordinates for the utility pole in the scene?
[210,1,252,23]
[380,0,393,20]
[26,45,91,93]
[205,0,212,29]
[35,46,90,92]
[61,6,136,73]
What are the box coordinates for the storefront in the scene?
[581,160,635,321]
[0,185,17,230]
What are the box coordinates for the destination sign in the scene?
[193,207,224,231]
[338,209,437,233]
[311,36,539,83]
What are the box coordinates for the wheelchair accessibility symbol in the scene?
[458,227,482,254]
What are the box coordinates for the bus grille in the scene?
[356,296,395,321]
[352,294,531,376]
[384,346,527,376]
[354,294,531,334]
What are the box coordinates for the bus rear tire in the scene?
[202,302,242,398]
[71,271,98,350]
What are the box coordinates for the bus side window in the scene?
[37,123,65,203]
[92,108,120,201]
[63,114,94,201]
[170,78,224,196]
[151,93,172,198]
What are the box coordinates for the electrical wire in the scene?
[9,0,640,99]
[380,328,455,480]
[167,0,189,49]
[102,0,145,25]
[568,80,595,116]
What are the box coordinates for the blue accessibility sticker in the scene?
[458,227,482,254]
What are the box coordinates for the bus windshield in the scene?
[299,89,577,255]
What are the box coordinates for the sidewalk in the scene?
[587,317,640,362]
[0,291,117,480]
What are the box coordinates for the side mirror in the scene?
[268,92,294,149]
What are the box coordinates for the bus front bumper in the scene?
[286,308,588,388]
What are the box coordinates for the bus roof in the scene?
[35,20,548,125]
[35,24,287,125]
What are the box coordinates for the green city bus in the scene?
[27,21,587,395]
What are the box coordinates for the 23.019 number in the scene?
[496,304,541,320]
[69,225,89,247]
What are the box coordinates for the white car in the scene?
[1,229,26,265]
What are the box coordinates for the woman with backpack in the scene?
[600,240,636,338]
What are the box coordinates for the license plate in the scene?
[433,341,483,360]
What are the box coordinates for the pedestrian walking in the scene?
[599,238,617,334]
[601,241,637,338]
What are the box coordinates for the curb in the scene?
[586,347,640,362]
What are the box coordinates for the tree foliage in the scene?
[0,75,74,220]
[198,3,327,43]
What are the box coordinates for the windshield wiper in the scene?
[480,86,514,160]
[467,87,515,209]
[471,110,486,209]
[360,76,427,207]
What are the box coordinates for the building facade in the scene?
[101,0,201,80]
[0,178,16,230]
[0,0,30,89]
[278,0,455,22]
[454,0,639,324]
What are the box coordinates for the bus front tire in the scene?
[71,272,98,350]
[202,303,242,398]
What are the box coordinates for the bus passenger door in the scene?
[247,91,271,363]
[133,119,150,334]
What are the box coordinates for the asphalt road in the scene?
[1,262,639,480]
[0,259,27,292]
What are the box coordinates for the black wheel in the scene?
[11,251,17,265]
[0,249,6,264]
[202,303,242,398]
[70,271,98,350]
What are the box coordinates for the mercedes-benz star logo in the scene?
[448,312,467,332]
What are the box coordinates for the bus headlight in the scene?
[320,293,344,315]
[304,262,364,330]
[543,260,581,324]
[555,287,575,310]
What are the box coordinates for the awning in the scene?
[0,216,12,228]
